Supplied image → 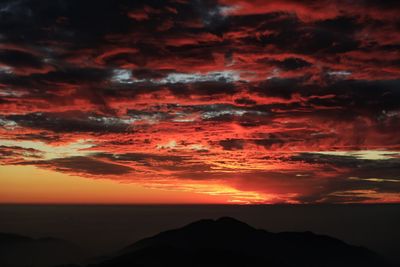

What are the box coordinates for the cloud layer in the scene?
[1,0,399,203]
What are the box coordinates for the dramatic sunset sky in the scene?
[0,0,399,204]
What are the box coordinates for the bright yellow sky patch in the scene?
[0,165,229,204]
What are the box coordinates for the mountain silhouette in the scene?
[0,232,84,267]
[89,217,390,267]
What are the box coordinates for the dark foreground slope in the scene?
[0,233,83,267]
[90,217,390,267]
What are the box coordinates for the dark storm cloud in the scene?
[0,49,44,69]
[5,112,131,133]
[13,133,61,143]
[96,152,189,165]
[285,152,400,203]
[22,156,132,176]
[325,80,400,112]
[251,78,309,100]
[0,67,112,103]
[251,79,400,115]
[230,154,400,204]
[290,153,400,180]
[24,152,214,177]
[0,145,43,162]
[257,57,312,71]
[217,130,337,150]
[315,16,360,34]
[225,12,360,55]
[1,67,111,86]
[168,81,239,97]
[0,0,153,45]
[0,0,398,105]
[234,97,257,106]
[219,139,245,150]
[253,137,286,149]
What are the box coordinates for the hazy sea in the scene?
[0,204,399,264]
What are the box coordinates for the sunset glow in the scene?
[0,0,400,204]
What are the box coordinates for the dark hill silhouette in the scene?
[0,232,84,267]
[90,217,391,267]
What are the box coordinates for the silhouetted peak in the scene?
[107,217,389,267]
[216,216,250,225]
[183,218,214,228]
[0,233,33,244]
[183,217,255,232]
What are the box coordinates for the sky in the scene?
[0,0,399,204]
